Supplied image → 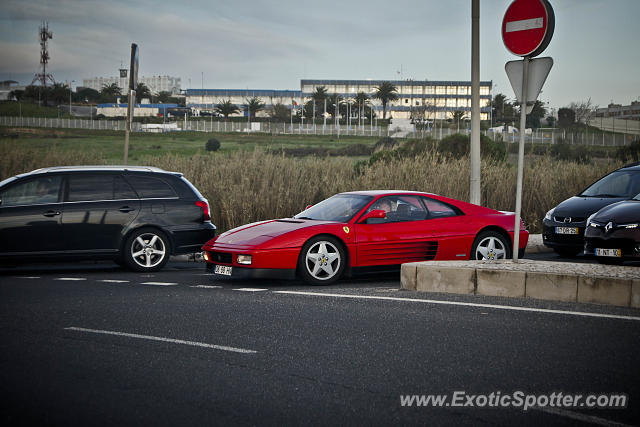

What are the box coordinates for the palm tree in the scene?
[135,83,152,103]
[156,91,172,103]
[244,97,266,119]
[50,83,69,105]
[100,83,121,102]
[450,110,467,132]
[215,99,239,120]
[354,91,369,122]
[374,82,399,120]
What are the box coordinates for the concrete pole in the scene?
[513,57,529,263]
[470,0,481,205]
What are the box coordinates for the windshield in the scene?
[579,170,640,198]
[294,194,374,222]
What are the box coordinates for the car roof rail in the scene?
[30,165,168,174]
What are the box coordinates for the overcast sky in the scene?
[1,0,638,109]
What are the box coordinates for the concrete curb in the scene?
[401,260,640,309]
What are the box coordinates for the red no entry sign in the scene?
[502,0,554,57]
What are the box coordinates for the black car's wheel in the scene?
[554,248,580,257]
[471,230,511,261]
[124,228,170,272]
[298,236,346,285]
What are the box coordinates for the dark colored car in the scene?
[542,163,640,256]
[0,166,216,271]
[584,195,640,264]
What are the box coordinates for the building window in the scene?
[447,86,457,95]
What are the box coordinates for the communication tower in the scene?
[31,22,56,86]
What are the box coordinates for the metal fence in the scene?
[1,116,636,146]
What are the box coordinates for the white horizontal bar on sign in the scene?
[506,17,544,32]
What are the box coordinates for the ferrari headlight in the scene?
[623,223,639,229]
[236,254,252,265]
[544,209,554,221]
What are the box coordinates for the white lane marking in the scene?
[190,285,222,289]
[506,17,544,33]
[55,277,87,281]
[64,327,257,354]
[532,406,632,427]
[98,279,130,283]
[15,276,41,279]
[273,291,640,322]
[140,282,178,286]
[234,288,268,292]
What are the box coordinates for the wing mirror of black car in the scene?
[359,209,386,223]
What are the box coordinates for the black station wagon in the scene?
[0,166,216,271]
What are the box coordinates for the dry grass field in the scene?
[0,138,620,234]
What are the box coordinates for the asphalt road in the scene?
[1,257,639,426]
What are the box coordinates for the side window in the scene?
[114,176,137,199]
[125,175,177,199]
[422,197,459,218]
[0,176,62,206]
[365,196,427,223]
[67,174,114,202]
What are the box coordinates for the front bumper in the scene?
[205,263,297,280]
[542,220,586,251]
[584,227,640,260]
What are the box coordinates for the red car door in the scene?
[354,195,438,266]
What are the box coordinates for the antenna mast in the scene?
[31,22,56,86]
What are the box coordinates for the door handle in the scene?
[119,206,135,213]
[43,210,60,217]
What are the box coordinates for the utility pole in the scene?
[470,0,481,205]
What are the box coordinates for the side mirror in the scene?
[359,209,386,223]
[305,205,313,210]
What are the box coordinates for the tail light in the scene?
[195,200,211,222]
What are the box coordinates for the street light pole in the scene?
[69,80,75,115]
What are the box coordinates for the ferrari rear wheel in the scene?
[298,236,346,285]
[471,231,511,261]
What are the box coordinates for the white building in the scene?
[184,79,492,120]
[83,73,181,95]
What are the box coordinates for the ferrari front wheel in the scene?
[298,236,346,285]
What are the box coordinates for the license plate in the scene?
[214,265,233,275]
[595,248,621,258]
[555,227,578,235]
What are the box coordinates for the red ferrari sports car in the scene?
[202,191,529,285]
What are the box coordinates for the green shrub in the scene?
[437,134,506,161]
[616,139,640,163]
[205,138,221,152]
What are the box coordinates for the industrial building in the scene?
[82,73,181,95]
[184,79,492,120]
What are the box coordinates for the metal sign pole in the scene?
[513,57,529,262]
[124,89,135,164]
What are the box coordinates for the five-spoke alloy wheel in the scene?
[124,228,170,272]
[471,231,511,261]
[298,236,346,285]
